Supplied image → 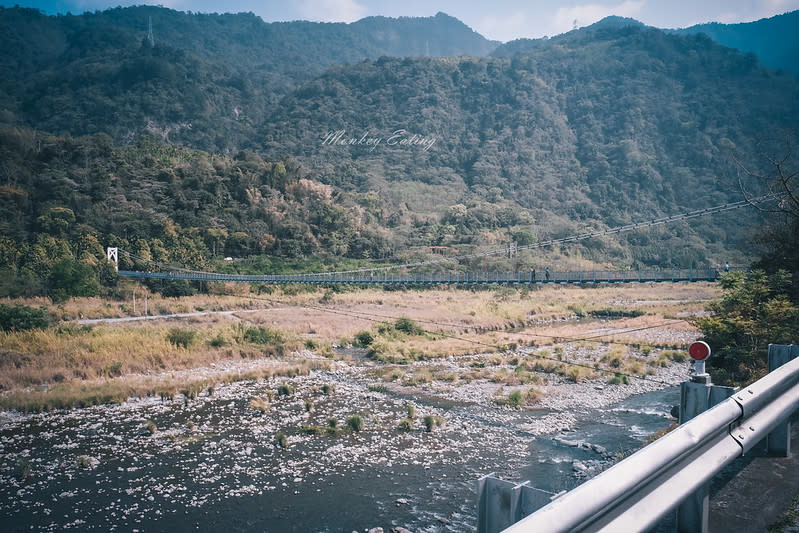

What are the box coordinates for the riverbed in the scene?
[0,353,689,532]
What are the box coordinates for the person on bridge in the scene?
[545,268,551,281]
[724,262,730,272]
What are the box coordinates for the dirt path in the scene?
[77,307,284,325]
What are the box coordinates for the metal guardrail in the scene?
[118,268,728,285]
[495,344,799,533]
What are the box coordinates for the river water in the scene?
[0,373,678,532]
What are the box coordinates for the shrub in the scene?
[319,290,334,304]
[346,415,364,432]
[423,415,445,432]
[663,350,687,363]
[167,328,196,349]
[395,317,425,335]
[565,366,591,383]
[157,279,196,297]
[406,403,416,419]
[567,304,587,318]
[608,372,629,385]
[304,399,314,412]
[626,361,644,375]
[0,304,52,331]
[525,387,540,404]
[354,330,375,347]
[398,418,413,431]
[367,384,389,393]
[209,334,227,347]
[301,425,322,435]
[321,384,334,395]
[276,432,288,448]
[244,326,284,345]
[507,390,524,407]
[277,384,294,396]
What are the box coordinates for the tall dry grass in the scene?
[0,281,709,409]
[0,322,302,391]
[0,359,330,413]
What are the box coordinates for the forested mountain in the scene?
[0,6,497,152]
[0,128,400,297]
[1,6,798,299]
[492,12,799,77]
[676,10,799,77]
[262,24,799,265]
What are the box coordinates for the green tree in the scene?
[206,227,228,257]
[48,259,100,302]
[0,304,52,331]
[36,207,76,237]
[694,270,798,385]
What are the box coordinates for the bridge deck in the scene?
[118,269,725,285]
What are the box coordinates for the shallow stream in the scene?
[0,374,678,532]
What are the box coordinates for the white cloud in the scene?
[297,0,368,23]
[551,0,646,35]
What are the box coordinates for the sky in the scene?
[4,0,799,42]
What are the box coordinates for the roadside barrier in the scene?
[478,344,799,533]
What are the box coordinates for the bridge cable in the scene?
[274,192,783,276]
[114,193,781,278]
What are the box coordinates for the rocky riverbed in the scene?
[0,344,691,532]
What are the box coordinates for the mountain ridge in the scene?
[1,6,798,291]
[674,10,799,76]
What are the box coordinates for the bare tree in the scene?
[736,131,799,219]
[733,131,799,300]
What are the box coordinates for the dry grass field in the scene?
[0,282,718,410]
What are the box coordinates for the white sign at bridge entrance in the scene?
[106,247,118,271]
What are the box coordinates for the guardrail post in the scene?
[676,364,736,532]
[767,344,799,456]
[477,474,561,533]
[677,374,712,533]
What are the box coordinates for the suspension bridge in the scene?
[107,194,773,286]
[117,267,727,285]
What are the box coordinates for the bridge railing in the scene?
[118,268,726,285]
[485,344,799,533]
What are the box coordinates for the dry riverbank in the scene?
[0,283,712,411]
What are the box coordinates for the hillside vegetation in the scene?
[0,7,496,152]
[1,7,798,299]
[262,25,799,264]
